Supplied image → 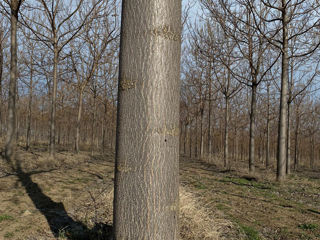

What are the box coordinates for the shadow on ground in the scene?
[3,152,113,240]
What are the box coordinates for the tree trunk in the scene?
[49,41,58,157]
[224,96,229,168]
[189,125,192,158]
[310,136,315,170]
[179,120,183,155]
[91,89,97,156]
[277,1,289,181]
[208,94,212,156]
[0,28,3,137]
[286,102,291,174]
[183,123,187,155]
[26,55,33,150]
[200,107,204,158]
[195,115,198,158]
[5,5,19,160]
[249,83,257,173]
[266,84,270,168]
[75,89,84,153]
[294,106,300,170]
[102,102,107,153]
[114,1,181,238]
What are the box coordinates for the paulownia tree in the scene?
[114,0,181,238]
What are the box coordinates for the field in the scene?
[0,145,319,240]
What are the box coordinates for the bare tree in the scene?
[113,0,181,238]
[69,1,118,153]
[21,0,102,157]
[248,0,320,181]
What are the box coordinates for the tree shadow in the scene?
[4,153,113,239]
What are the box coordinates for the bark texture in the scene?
[113,0,181,239]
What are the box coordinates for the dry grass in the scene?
[0,147,237,240]
[1,146,319,239]
[179,187,239,240]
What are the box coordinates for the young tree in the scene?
[21,0,102,157]
[113,0,181,238]
[69,2,118,153]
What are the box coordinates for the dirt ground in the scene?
[0,145,319,240]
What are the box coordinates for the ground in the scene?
[0,145,319,240]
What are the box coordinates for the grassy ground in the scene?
[180,157,320,240]
[0,145,319,239]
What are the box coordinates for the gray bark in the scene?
[249,83,257,173]
[195,115,198,158]
[26,55,33,150]
[183,123,187,155]
[310,136,315,169]
[200,107,204,158]
[224,96,229,168]
[277,0,289,181]
[0,28,3,136]
[189,125,192,158]
[91,89,97,156]
[49,42,58,157]
[75,89,84,153]
[294,106,300,170]
[208,86,212,155]
[113,1,181,239]
[286,103,291,174]
[5,2,21,160]
[266,84,270,168]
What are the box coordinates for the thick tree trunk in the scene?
[249,83,257,173]
[5,6,19,160]
[49,42,58,157]
[224,96,229,168]
[114,1,181,238]
[277,1,289,181]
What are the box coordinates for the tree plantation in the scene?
[0,0,319,239]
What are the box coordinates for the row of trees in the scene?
[1,0,319,178]
[0,0,119,158]
[2,0,182,238]
[1,1,319,177]
[1,0,320,238]
[180,0,320,181]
